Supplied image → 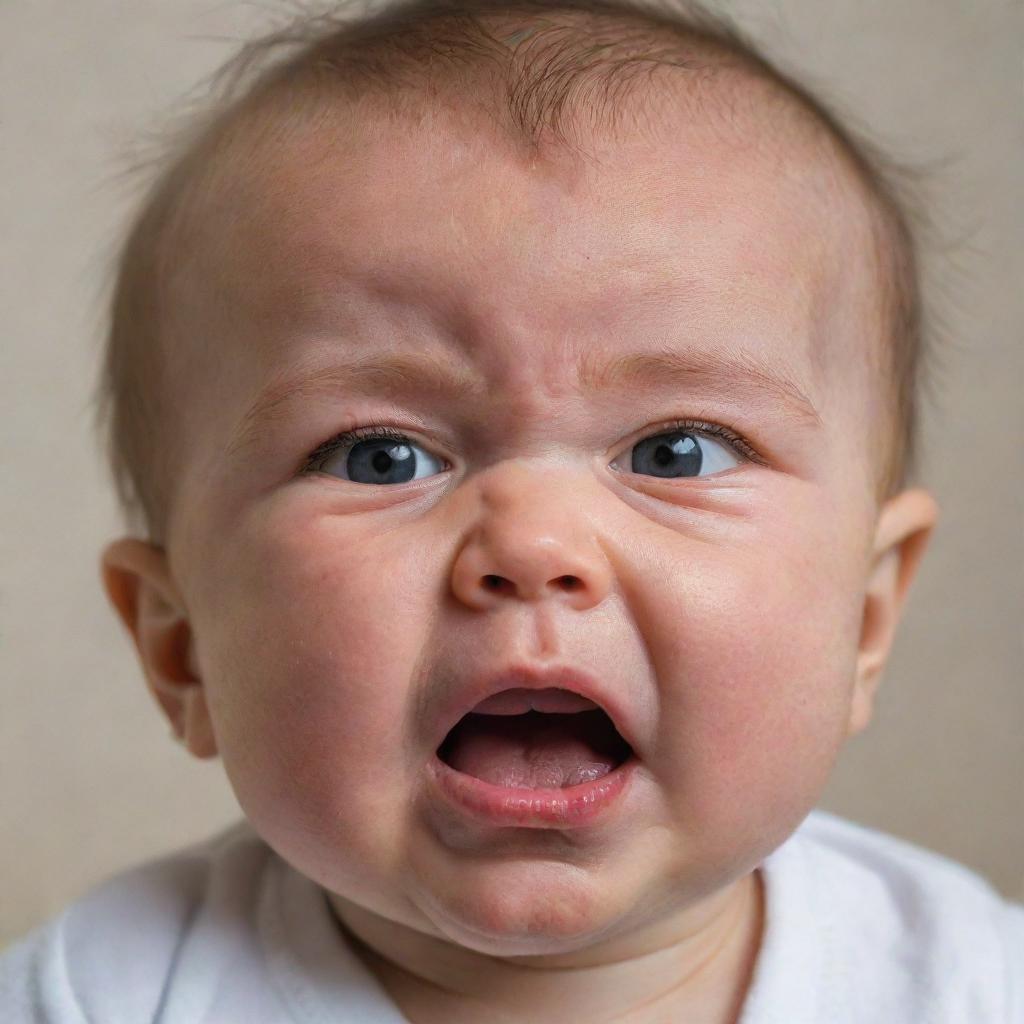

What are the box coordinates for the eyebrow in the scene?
[225,344,821,455]
[226,350,488,455]
[580,345,822,424]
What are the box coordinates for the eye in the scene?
[611,424,743,479]
[305,427,446,484]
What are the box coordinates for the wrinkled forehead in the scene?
[163,79,886,469]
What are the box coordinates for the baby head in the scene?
[96,0,938,1012]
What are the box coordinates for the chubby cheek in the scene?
[191,503,436,891]
[648,499,867,858]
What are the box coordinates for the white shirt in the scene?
[2,809,1022,1022]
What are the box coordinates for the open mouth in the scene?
[437,704,634,790]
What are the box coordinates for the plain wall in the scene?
[2,0,1022,947]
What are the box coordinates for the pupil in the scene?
[654,444,674,466]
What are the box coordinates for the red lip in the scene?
[432,663,639,758]
[428,752,637,828]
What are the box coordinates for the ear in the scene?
[847,488,939,738]
[100,538,217,759]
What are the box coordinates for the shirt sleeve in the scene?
[1002,901,1024,1022]
[0,854,208,1024]
[0,917,90,1024]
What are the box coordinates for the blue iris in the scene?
[631,431,703,478]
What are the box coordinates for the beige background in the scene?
[2,0,1022,948]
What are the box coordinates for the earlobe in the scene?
[100,538,218,759]
[848,488,939,738]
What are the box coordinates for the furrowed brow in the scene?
[226,343,821,456]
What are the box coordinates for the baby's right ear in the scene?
[99,539,217,760]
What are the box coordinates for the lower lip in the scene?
[428,754,637,828]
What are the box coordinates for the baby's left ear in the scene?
[848,488,939,737]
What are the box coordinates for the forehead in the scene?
[168,86,884,466]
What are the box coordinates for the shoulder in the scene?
[0,820,267,1024]
[795,809,1021,926]
[786,810,1024,1020]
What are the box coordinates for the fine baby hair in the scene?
[96,0,932,545]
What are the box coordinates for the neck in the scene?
[328,870,764,1024]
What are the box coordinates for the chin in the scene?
[417,861,625,955]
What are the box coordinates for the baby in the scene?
[3,0,1022,1021]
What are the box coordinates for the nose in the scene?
[450,464,613,611]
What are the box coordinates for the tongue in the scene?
[445,711,617,789]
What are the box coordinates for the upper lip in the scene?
[432,663,638,757]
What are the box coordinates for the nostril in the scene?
[481,575,581,593]
[481,573,585,598]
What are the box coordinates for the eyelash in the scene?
[304,422,415,472]
[302,418,764,474]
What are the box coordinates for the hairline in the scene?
[98,0,922,541]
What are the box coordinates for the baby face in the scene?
[159,94,889,953]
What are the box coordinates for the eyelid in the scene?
[638,417,766,466]
[302,420,444,475]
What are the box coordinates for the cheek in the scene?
[646,500,866,844]
[189,505,438,868]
